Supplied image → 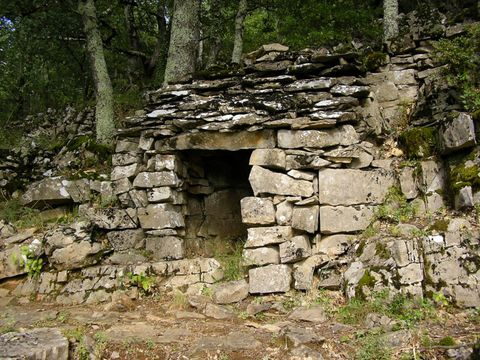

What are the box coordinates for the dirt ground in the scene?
[1,290,479,360]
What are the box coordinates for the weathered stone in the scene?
[398,263,423,284]
[249,166,314,197]
[293,255,325,290]
[145,236,184,260]
[50,241,104,270]
[330,84,370,97]
[112,152,139,166]
[21,177,71,207]
[113,178,132,195]
[147,187,178,203]
[107,229,145,251]
[420,160,447,212]
[161,131,276,150]
[276,200,294,225]
[0,328,69,360]
[79,206,138,229]
[249,149,286,169]
[315,234,353,257]
[65,179,91,203]
[286,154,331,170]
[279,235,312,263]
[287,169,316,181]
[111,164,138,181]
[282,326,326,347]
[152,154,179,171]
[204,303,235,319]
[454,285,480,308]
[399,167,418,199]
[0,246,26,279]
[249,264,291,294]
[319,206,374,233]
[291,206,319,233]
[318,169,395,205]
[129,189,149,207]
[288,306,328,323]
[213,279,249,304]
[243,247,280,266]
[240,197,276,225]
[285,78,334,92]
[455,186,474,209]
[133,171,179,188]
[115,140,138,153]
[278,125,359,149]
[138,204,185,229]
[441,113,476,154]
[245,226,293,248]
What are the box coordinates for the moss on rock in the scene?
[398,127,438,159]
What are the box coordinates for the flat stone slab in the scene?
[277,125,359,149]
[288,306,328,323]
[0,328,69,360]
[245,226,293,248]
[319,205,374,234]
[161,130,276,150]
[318,169,395,205]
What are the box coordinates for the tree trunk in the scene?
[146,0,169,78]
[123,2,144,83]
[163,0,200,85]
[79,0,115,145]
[383,0,399,41]
[231,0,248,65]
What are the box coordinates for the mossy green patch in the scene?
[361,51,388,72]
[398,127,438,159]
[429,219,450,232]
[375,242,391,259]
[449,163,480,193]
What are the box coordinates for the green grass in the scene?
[214,239,245,282]
[355,332,392,360]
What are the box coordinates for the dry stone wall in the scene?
[1,24,480,306]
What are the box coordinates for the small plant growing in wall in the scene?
[126,272,156,294]
[11,242,44,278]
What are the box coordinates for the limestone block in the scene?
[286,154,331,170]
[153,154,179,171]
[391,240,421,267]
[277,125,359,149]
[50,241,103,270]
[129,189,149,208]
[454,285,480,308]
[279,235,311,263]
[293,255,325,290]
[107,229,145,251]
[146,236,184,260]
[441,113,476,154]
[115,140,138,153]
[318,169,395,205]
[399,167,418,199]
[147,187,178,203]
[249,166,314,197]
[285,78,334,92]
[65,179,91,203]
[291,206,319,233]
[455,186,474,210]
[249,264,291,294]
[133,171,179,188]
[21,177,72,207]
[138,204,185,229]
[161,130,276,151]
[398,263,424,285]
[113,178,132,195]
[287,170,316,181]
[319,205,374,234]
[240,197,276,225]
[112,152,139,166]
[330,84,370,97]
[213,279,249,304]
[0,328,69,360]
[420,160,447,212]
[315,234,352,257]
[243,247,280,266]
[276,200,294,225]
[111,164,138,181]
[79,205,138,229]
[245,226,293,248]
[249,149,286,169]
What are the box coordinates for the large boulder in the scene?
[21,177,72,207]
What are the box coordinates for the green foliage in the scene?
[126,272,156,294]
[214,240,245,282]
[338,290,435,328]
[438,336,456,346]
[449,162,480,193]
[361,51,388,72]
[355,333,391,360]
[398,127,438,159]
[375,187,417,224]
[0,198,41,228]
[12,245,44,278]
[243,0,382,51]
[434,23,480,112]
